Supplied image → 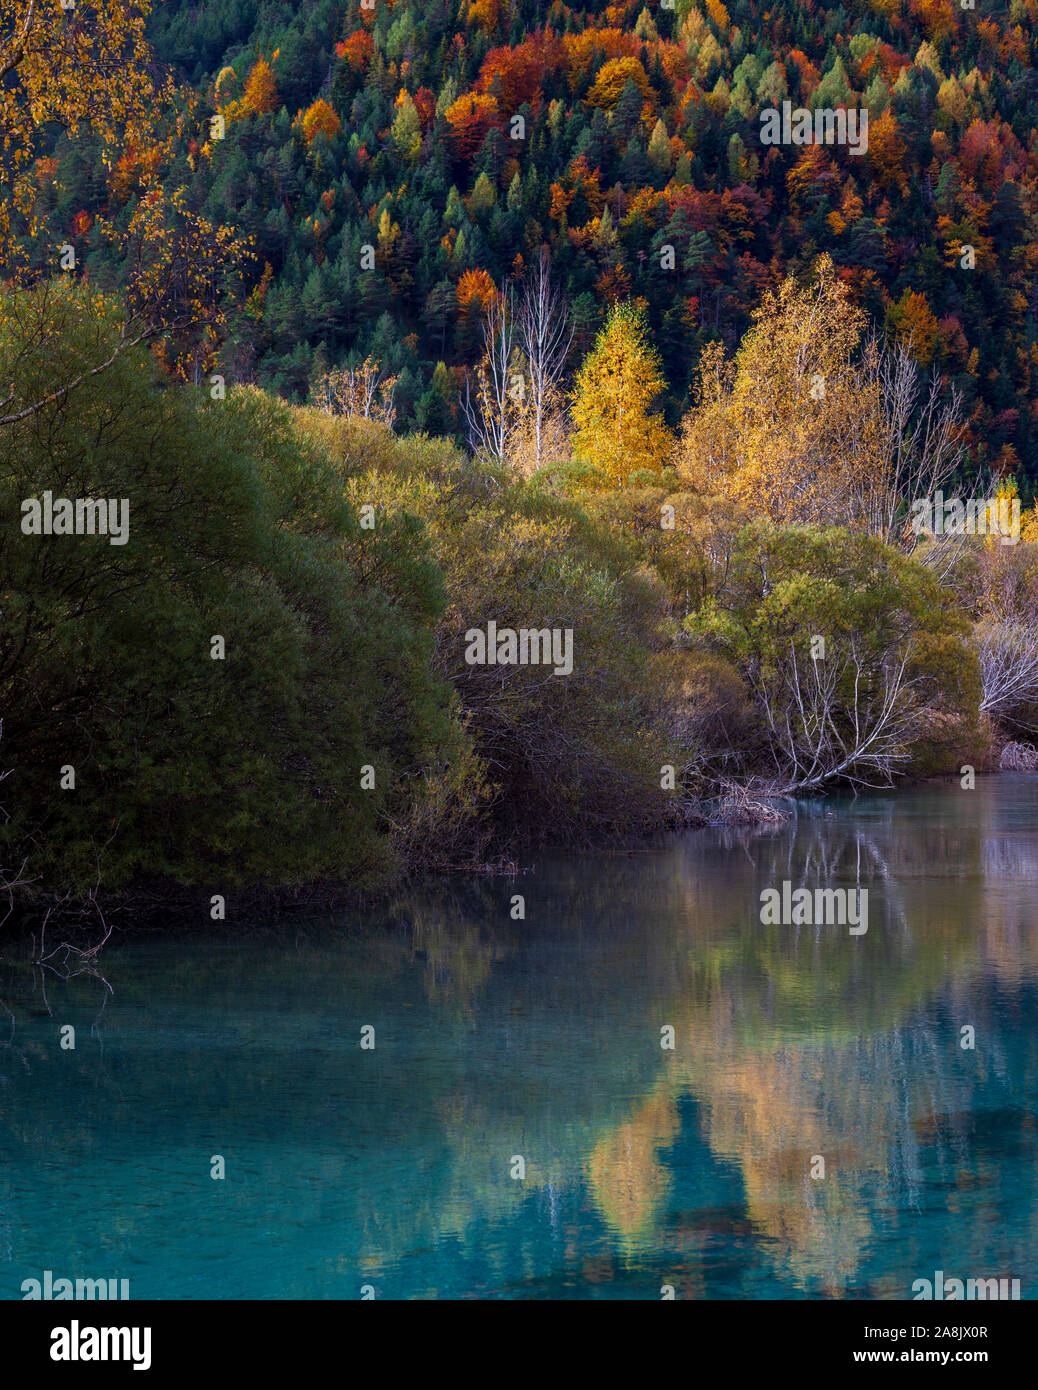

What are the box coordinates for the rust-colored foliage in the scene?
[456,268,498,316]
[477,31,564,110]
[443,93,501,160]
[337,31,373,69]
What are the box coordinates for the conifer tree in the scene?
[570,301,670,486]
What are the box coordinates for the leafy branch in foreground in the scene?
[0,1,251,423]
[0,0,167,264]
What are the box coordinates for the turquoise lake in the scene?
[2,777,1037,1299]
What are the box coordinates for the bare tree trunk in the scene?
[462,286,516,461]
[853,335,974,577]
[517,249,572,472]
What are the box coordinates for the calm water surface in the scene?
[2,778,1037,1299]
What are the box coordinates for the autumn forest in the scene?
[146,0,1035,477]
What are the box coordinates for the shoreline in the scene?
[5,770,1032,941]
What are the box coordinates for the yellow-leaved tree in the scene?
[0,0,165,265]
[674,256,969,548]
[673,256,890,526]
[571,301,671,487]
[0,0,250,423]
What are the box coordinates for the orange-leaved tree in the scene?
[886,288,940,367]
[224,54,280,121]
[300,97,341,145]
[674,256,966,546]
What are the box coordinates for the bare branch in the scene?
[461,285,517,461]
[0,0,39,83]
[516,249,572,472]
[976,620,1038,718]
[750,641,919,794]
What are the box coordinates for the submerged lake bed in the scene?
[2,777,1037,1300]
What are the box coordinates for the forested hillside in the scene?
[19,0,1038,487]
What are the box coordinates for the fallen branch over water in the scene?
[1000,741,1038,771]
[707,780,788,826]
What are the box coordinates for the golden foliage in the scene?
[465,0,499,32]
[226,55,280,119]
[300,98,341,144]
[571,300,671,486]
[562,27,640,84]
[673,256,889,525]
[867,109,908,192]
[0,5,252,410]
[887,288,940,367]
[585,56,652,110]
[0,0,170,266]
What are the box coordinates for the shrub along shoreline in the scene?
[2,291,1033,928]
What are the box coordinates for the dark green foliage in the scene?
[303,415,679,845]
[0,287,459,897]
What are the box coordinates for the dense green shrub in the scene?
[0,292,1001,912]
[684,521,982,787]
[305,413,681,843]
[0,290,460,898]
